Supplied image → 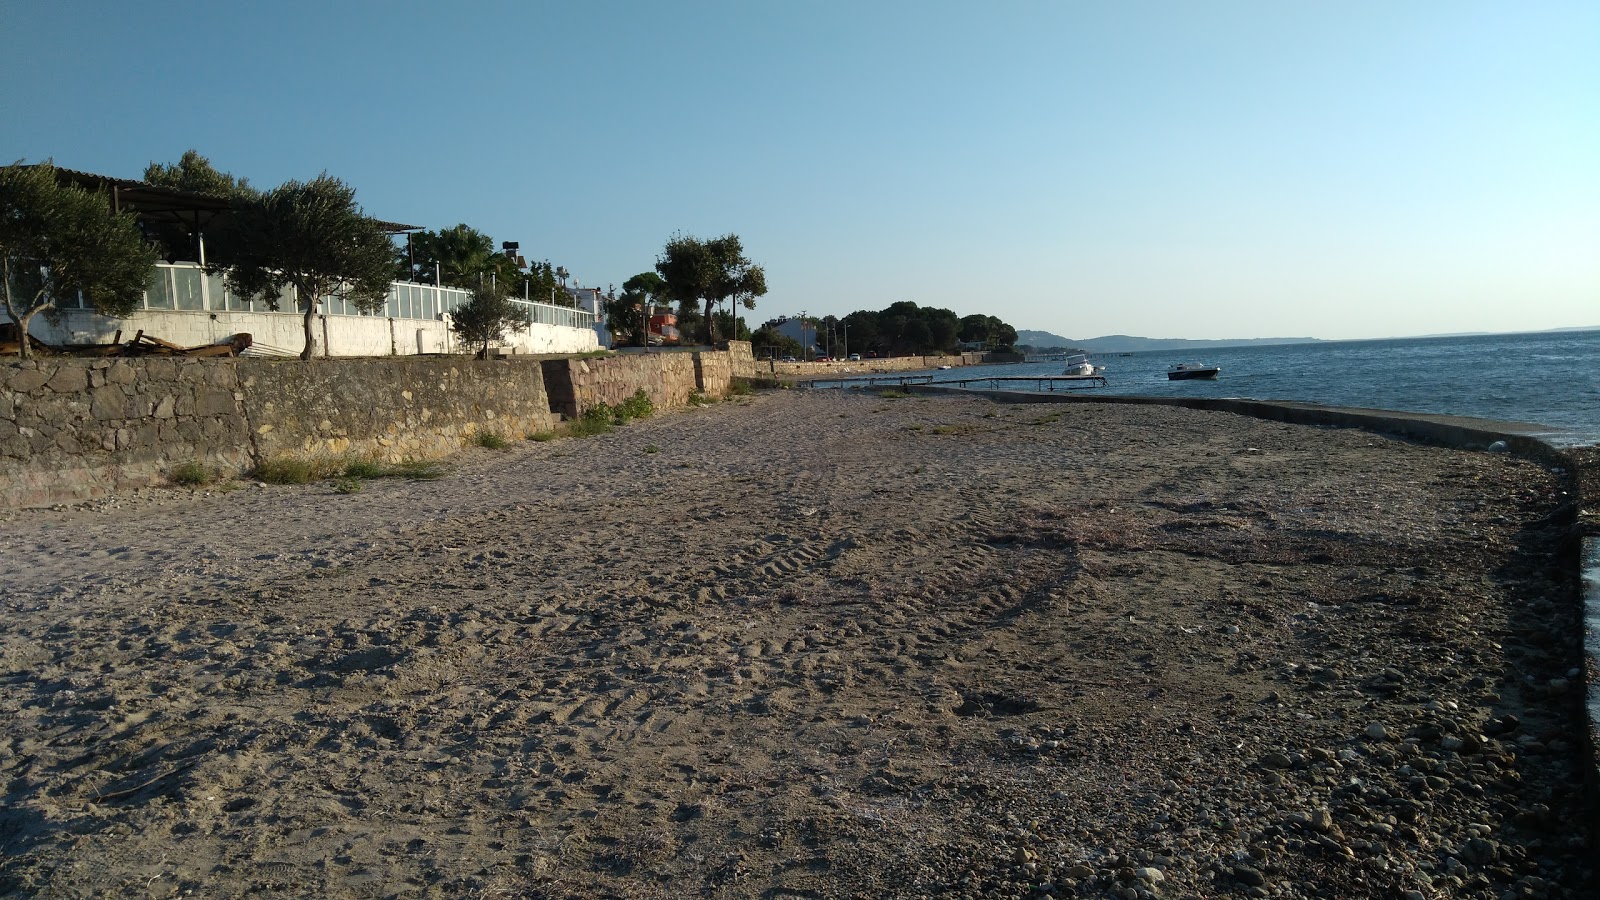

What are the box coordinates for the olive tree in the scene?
[223,176,395,360]
[655,232,766,344]
[0,164,158,358]
[450,281,529,358]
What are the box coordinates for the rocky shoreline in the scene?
[0,391,1592,897]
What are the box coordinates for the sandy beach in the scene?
[0,390,1591,898]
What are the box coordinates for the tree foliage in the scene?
[608,271,666,347]
[142,151,257,264]
[823,301,1012,357]
[450,280,529,357]
[0,164,158,358]
[222,175,396,360]
[750,324,801,359]
[654,232,766,344]
[143,150,256,199]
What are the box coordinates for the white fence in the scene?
[31,263,601,357]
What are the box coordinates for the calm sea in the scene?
[907,330,1600,443]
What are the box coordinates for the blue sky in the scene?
[4,1,1596,340]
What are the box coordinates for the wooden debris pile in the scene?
[0,325,253,358]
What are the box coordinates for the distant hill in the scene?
[1016,330,1322,354]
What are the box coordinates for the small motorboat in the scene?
[1063,353,1102,376]
[1167,363,1220,380]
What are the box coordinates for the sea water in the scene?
[911,329,1600,442]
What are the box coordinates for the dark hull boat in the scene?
[1167,364,1220,380]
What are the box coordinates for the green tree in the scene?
[142,150,256,264]
[750,324,801,359]
[655,232,766,344]
[0,164,158,359]
[405,224,498,289]
[450,281,529,358]
[223,175,396,361]
[143,150,255,199]
[608,271,666,347]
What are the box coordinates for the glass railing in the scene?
[54,263,597,330]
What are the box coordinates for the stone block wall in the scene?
[239,357,556,462]
[541,353,699,420]
[725,341,756,378]
[763,352,987,377]
[693,350,733,398]
[0,358,253,507]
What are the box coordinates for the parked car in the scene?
[815,356,832,362]
[848,353,862,361]
[780,356,798,362]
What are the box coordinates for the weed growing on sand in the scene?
[616,390,655,423]
[342,458,387,479]
[170,461,213,486]
[333,478,363,494]
[255,456,340,485]
[878,389,909,399]
[689,390,718,406]
[388,460,445,480]
[643,444,661,454]
[1029,412,1064,425]
[528,430,559,442]
[565,404,615,437]
[982,411,998,419]
[907,424,924,432]
[932,423,979,435]
[473,431,511,450]
[728,378,757,396]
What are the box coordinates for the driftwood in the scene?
[1,326,254,359]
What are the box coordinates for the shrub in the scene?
[643,445,661,454]
[617,389,655,421]
[170,461,212,486]
[255,455,338,485]
[878,389,909,399]
[333,478,363,494]
[528,430,559,442]
[473,431,510,450]
[342,458,387,478]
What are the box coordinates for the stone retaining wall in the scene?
[0,358,253,507]
[726,341,756,379]
[240,358,556,462]
[541,354,698,420]
[763,352,986,378]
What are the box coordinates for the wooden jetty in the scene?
[946,374,1108,390]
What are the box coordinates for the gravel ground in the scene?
[0,390,1592,898]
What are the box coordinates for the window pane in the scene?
[173,267,204,310]
[145,268,173,309]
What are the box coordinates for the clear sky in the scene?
[4,1,1596,340]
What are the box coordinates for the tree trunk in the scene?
[299,299,317,361]
[13,309,35,359]
[702,297,716,345]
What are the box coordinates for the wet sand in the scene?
[0,390,1591,898]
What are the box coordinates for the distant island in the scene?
[1015,330,1322,354]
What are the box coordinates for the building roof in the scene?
[39,165,419,234]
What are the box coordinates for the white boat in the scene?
[1063,354,1101,376]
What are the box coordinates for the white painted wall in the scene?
[27,307,599,357]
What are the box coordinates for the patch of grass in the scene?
[932,423,980,435]
[907,424,924,432]
[333,478,363,494]
[254,455,339,485]
[982,411,998,419]
[1029,412,1065,425]
[878,389,910,399]
[473,431,511,450]
[643,445,661,454]
[688,390,717,406]
[565,404,616,437]
[170,461,212,486]
[528,430,559,442]
[388,460,446,480]
[727,378,758,396]
[617,389,655,421]
[574,350,611,359]
[342,458,387,479]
